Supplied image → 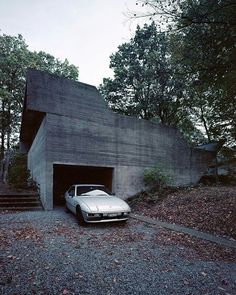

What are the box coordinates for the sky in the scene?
[0,0,144,86]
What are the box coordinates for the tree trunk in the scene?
[3,150,11,184]
[0,101,6,160]
[6,101,12,150]
[200,105,211,142]
[0,132,5,160]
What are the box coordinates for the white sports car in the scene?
[65,184,131,225]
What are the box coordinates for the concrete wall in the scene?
[44,111,211,196]
[26,69,110,120]
[22,69,213,210]
[27,116,50,209]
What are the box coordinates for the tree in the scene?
[133,1,236,32]
[100,23,202,143]
[173,0,236,148]
[132,1,236,152]
[0,33,79,159]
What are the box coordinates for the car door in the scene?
[66,186,76,213]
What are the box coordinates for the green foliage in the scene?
[99,22,204,144]
[172,0,236,149]
[100,23,180,121]
[0,33,79,159]
[143,166,172,190]
[135,0,236,155]
[7,153,30,189]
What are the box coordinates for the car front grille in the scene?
[86,212,129,221]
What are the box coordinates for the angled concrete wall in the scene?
[27,117,49,209]
[21,69,212,210]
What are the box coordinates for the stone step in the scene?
[0,206,43,211]
[0,193,43,211]
[0,201,42,207]
[0,197,39,202]
[0,193,38,198]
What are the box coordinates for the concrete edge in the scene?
[130,213,236,250]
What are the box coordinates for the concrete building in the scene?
[20,69,212,210]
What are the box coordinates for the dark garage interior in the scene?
[53,164,114,206]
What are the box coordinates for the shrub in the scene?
[143,166,172,191]
[7,153,30,189]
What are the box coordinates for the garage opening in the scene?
[53,164,114,206]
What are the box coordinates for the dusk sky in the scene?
[0,0,145,86]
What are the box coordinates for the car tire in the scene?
[76,206,86,226]
[65,205,70,213]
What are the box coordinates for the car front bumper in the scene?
[82,211,130,223]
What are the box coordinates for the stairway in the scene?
[0,193,43,211]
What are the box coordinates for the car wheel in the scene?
[76,206,86,226]
[65,205,70,213]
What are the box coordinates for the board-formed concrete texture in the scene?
[20,69,212,210]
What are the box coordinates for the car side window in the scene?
[68,186,75,197]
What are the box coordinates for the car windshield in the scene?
[80,189,110,197]
[76,186,110,196]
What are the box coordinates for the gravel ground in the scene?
[0,208,236,295]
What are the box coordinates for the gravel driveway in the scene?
[0,208,235,295]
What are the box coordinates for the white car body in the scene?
[65,184,131,224]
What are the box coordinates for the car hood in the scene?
[77,196,131,213]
